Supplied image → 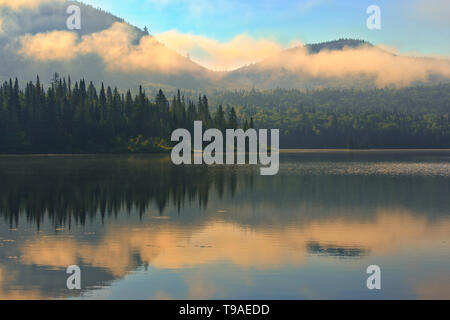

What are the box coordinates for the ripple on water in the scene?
[280,161,450,177]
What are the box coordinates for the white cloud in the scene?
[258,44,450,87]
[19,22,205,74]
[19,23,285,72]
[0,0,64,10]
[155,30,285,71]
[17,21,450,86]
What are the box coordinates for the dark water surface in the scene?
[0,150,449,299]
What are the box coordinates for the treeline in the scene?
[0,75,449,152]
[255,109,449,148]
[0,75,249,154]
[209,84,450,113]
[212,85,450,148]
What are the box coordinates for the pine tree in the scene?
[243,119,249,131]
[228,107,238,129]
[214,105,226,133]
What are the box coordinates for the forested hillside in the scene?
[0,76,448,153]
[0,75,246,154]
[216,85,450,148]
[305,39,371,54]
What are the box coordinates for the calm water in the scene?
[0,151,449,300]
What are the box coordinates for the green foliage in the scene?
[0,76,448,153]
[228,107,238,129]
[306,38,371,54]
[127,135,171,153]
[0,76,253,154]
[209,85,450,148]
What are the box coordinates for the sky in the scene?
[1,0,449,73]
[79,0,450,56]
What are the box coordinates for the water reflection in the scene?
[0,151,449,299]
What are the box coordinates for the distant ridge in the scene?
[0,1,448,91]
[305,38,372,53]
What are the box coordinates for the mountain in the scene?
[305,39,371,54]
[0,1,214,90]
[220,39,377,90]
[222,38,450,90]
[0,1,449,91]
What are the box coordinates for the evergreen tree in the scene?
[250,117,255,129]
[214,105,226,133]
[0,76,447,154]
[228,107,238,129]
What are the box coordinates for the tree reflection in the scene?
[0,155,247,228]
[0,154,448,229]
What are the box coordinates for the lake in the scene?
[0,150,449,299]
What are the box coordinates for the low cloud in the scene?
[0,0,63,10]
[19,22,205,74]
[19,30,79,60]
[18,23,288,73]
[258,44,450,87]
[18,22,450,86]
[155,30,284,71]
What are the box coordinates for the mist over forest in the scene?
[0,1,449,151]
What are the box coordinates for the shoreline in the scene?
[0,148,449,157]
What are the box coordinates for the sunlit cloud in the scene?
[19,22,206,74]
[257,44,450,86]
[17,22,450,85]
[19,30,79,61]
[0,0,63,10]
[155,30,285,71]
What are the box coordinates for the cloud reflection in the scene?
[18,209,450,276]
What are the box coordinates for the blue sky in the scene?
[80,0,450,55]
